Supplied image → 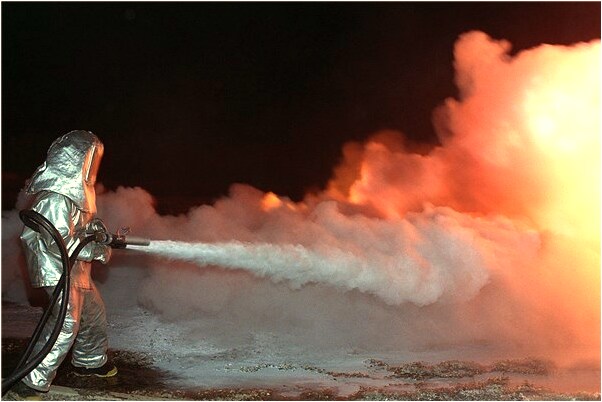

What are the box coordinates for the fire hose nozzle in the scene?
[93,231,151,249]
[120,236,151,247]
[108,234,151,249]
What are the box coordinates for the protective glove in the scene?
[86,217,109,235]
[92,243,112,264]
[85,218,112,264]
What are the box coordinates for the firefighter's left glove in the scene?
[86,218,112,264]
[92,243,112,264]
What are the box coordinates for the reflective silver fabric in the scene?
[20,130,111,288]
[20,191,112,288]
[22,284,109,392]
[19,131,112,390]
[25,130,104,213]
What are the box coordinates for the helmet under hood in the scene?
[25,130,104,213]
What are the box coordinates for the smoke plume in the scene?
[3,31,599,363]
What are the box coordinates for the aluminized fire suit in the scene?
[19,130,113,392]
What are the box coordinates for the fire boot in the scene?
[71,361,118,378]
[9,381,46,400]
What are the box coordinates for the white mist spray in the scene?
[131,201,532,308]
[134,239,480,306]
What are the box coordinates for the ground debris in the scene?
[2,337,599,401]
[376,357,554,381]
[365,359,390,370]
[489,358,554,375]
[326,370,371,379]
[348,377,601,401]
[301,364,327,374]
[298,387,338,400]
[238,362,371,380]
[186,388,274,401]
[240,363,277,373]
[434,360,486,378]
[386,360,485,380]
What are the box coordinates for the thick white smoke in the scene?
[2,31,599,363]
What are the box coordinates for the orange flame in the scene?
[328,36,600,248]
[261,192,298,212]
[261,192,283,211]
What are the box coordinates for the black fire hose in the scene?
[1,210,96,395]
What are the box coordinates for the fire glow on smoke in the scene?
[3,31,600,362]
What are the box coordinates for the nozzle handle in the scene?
[91,230,151,248]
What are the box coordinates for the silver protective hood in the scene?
[25,130,104,213]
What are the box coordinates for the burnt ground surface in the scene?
[2,337,600,401]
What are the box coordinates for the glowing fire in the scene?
[323,33,600,351]
[521,51,601,245]
[261,192,298,212]
[330,35,600,251]
[261,192,283,211]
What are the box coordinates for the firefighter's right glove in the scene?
[86,218,112,264]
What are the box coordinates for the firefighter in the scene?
[13,130,117,397]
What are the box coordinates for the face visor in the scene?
[84,142,104,185]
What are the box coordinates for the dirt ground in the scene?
[2,337,600,401]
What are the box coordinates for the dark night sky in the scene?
[2,2,600,212]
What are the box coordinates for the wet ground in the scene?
[2,337,600,401]
[2,301,600,400]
